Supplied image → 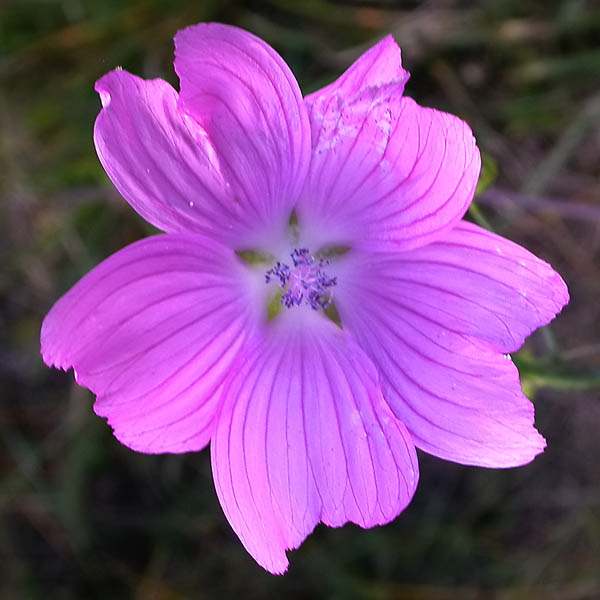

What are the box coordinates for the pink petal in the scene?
[211,313,418,573]
[361,221,568,353]
[300,37,480,251]
[41,235,259,453]
[175,23,311,246]
[307,35,409,98]
[94,70,243,243]
[336,222,568,467]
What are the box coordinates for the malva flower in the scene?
[40,23,569,573]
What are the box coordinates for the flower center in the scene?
[265,248,337,310]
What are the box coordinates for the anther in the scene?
[265,248,337,310]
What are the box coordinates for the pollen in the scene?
[265,248,337,310]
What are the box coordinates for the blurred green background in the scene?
[1,0,600,598]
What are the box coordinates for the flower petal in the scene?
[41,235,259,453]
[300,38,480,251]
[336,223,568,467]
[175,23,311,246]
[94,70,242,242]
[211,313,418,573]
[357,221,568,353]
[307,35,409,99]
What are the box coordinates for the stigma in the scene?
[265,248,337,310]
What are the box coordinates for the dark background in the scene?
[1,1,599,598]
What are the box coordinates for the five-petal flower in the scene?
[40,23,568,573]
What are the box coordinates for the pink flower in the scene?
[40,23,569,573]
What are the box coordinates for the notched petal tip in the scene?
[94,68,129,106]
[211,320,419,572]
[94,69,173,111]
[93,67,126,107]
